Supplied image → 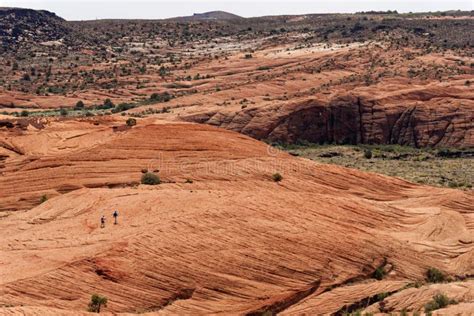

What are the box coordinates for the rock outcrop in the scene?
[0,118,473,314]
[182,82,474,148]
[0,8,68,51]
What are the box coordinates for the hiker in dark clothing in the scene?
[100,215,106,228]
[113,210,118,225]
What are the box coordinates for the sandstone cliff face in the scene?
[269,93,473,147]
[182,84,474,148]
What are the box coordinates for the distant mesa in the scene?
[177,11,243,21]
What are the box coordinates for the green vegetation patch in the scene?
[275,143,473,189]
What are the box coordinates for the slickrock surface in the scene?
[0,118,473,314]
[364,281,474,314]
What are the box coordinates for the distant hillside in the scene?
[0,7,69,51]
[1,7,472,54]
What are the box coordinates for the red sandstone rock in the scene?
[0,118,472,314]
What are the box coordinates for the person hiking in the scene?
[113,210,118,225]
[100,215,106,228]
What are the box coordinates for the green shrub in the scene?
[159,65,168,77]
[141,172,160,185]
[150,92,172,102]
[88,294,107,313]
[39,195,48,204]
[424,293,456,312]
[59,108,68,116]
[272,173,283,182]
[448,181,459,188]
[111,103,135,113]
[364,148,373,159]
[373,266,386,280]
[126,118,137,126]
[376,292,389,300]
[426,267,445,283]
[103,98,115,108]
[75,100,85,110]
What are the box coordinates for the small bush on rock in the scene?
[426,267,446,283]
[272,173,283,182]
[141,172,160,185]
[88,294,107,313]
[373,266,386,280]
[126,118,137,126]
[425,293,456,313]
[39,195,48,204]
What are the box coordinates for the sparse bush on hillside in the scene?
[111,103,135,113]
[150,92,172,103]
[424,293,457,313]
[373,266,386,280]
[75,100,85,110]
[103,98,115,108]
[364,148,373,159]
[426,267,446,283]
[141,172,160,185]
[345,310,373,316]
[39,195,48,204]
[159,65,168,77]
[126,118,137,126]
[88,294,108,313]
[59,108,68,116]
[376,292,390,300]
[272,173,283,182]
